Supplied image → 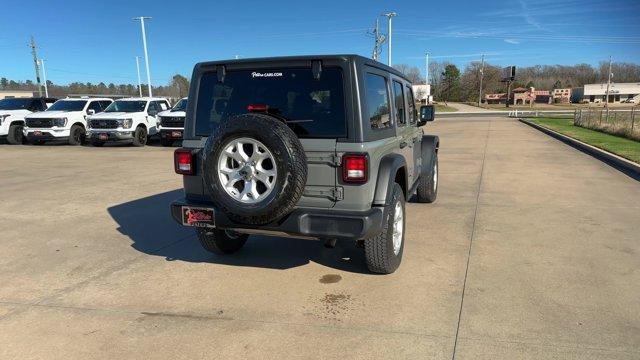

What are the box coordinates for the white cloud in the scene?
[504,39,521,44]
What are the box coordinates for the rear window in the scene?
[195,67,346,138]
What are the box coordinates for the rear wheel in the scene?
[7,124,24,145]
[364,183,405,274]
[68,124,85,145]
[196,228,248,255]
[132,126,147,147]
[417,153,438,203]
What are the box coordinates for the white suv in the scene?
[87,97,171,147]
[24,97,113,145]
[0,97,57,144]
[158,97,187,146]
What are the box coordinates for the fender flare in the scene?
[10,119,25,126]
[421,135,440,176]
[373,153,407,206]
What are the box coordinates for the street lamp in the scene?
[38,59,49,97]
[133,16,153,97]
[381,12,397,66]
[135,56,143,97]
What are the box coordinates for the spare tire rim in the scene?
[217,137,277,204]
[392,201,403,255]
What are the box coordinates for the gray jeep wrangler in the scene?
[170,55,438,274]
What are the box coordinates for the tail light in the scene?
[247,104,268,112]
[174,148,195,175]
[342,154,368,183]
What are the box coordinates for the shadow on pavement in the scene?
[107,189,369,273]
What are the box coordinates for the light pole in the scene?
[133,16,153,97]
[135,56,143,97]
[425,51,429,84]
[39,59,49,98]
[478,54,485,107]
[381,12,397,66]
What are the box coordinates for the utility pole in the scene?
[368,18,386,61]
[135,56,143,97]
[381,12,397,66]
[29,36,43,97]
[39,59,49,98]
[133,17,153,97]
[605,55,612,118]
[478,54,485,107]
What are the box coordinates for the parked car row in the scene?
[0,96,188,147]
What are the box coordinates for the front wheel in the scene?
[196,228,249,255]
[7,124,24,145]
[364,183,405,274]
[417,153,438,203]
[132,126,147,147]
[68,124,85,145]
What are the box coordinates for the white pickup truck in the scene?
[158,97,187,146]
[24,97,113,145]
[87,97,171,147]
[0,97,57,144]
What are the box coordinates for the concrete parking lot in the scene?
[1,117,639,359]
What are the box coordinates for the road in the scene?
[446,102,495,112]
[1,117,639,359]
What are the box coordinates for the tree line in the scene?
[393,61,640,103]
[0,74,190,100]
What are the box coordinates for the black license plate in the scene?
[182,206,215,228]
[33,131,42,136]
[98,133,108,141]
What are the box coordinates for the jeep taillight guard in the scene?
[342,154,368,183]
[175,148,195,175]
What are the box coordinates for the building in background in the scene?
[412,84,431,104]
[552,88,572,103]
[572,83,640,104]
[512,87,551,105]
[0,91,35,100]
[485,93,507,104]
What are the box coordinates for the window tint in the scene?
[364,73,391,130]
[393,80,405,126]
[195,67,346,138]
[100,101,113,110]
[405,85,416,124]
[31,100,46,112]
[88,101,102,112]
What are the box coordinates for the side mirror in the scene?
[418,105,435,126]
[87,109,96,115]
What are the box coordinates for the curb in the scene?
[518,118,640,177]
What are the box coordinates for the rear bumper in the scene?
[170,198,384,240]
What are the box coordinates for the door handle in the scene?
[399,141,408,149]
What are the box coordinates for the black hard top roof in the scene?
[194,54,412,83]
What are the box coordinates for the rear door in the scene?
[392,79,415,185]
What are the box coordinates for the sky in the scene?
[1,0,639,85]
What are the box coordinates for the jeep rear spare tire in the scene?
[202,113,307,225]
